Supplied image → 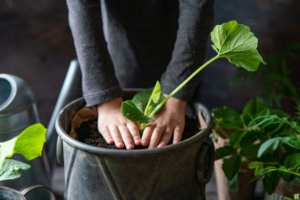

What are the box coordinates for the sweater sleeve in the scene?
[160,0,214,102]
[66,0,123,106]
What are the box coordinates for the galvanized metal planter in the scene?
[56,91,214,200]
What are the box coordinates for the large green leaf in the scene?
[222,155,241,180]
[14,123,46,160]
[0,123,46,168]
[211,107,243,129]
[121,100,155,123]
[211,20,266,71]
[0,159,30,181]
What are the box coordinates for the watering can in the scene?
[0,73,51,199]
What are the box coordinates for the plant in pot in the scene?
[0,123,55,200]
[55,20,266,200]
[211,42,300,200]
[247,108,300,199]
[211,98,292,199]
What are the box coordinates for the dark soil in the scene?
[76,116,201,149]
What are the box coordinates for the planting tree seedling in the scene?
[0,123,46,181]
[121,20,266,132]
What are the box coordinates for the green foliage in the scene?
[231,42,300,107]
[121,20,265,135]
[0,123,47,181]
[0,159,30,181]
[212,98,300,194]
[222,155,242,180]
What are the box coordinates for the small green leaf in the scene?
[121,100,155,123]
[150,81,163,104]
[143,81,164,116]
[222,155,241,180]
[0,159,30,181]
[214,146,237,160]
[239,130,259,147]
[229,130,246,147]
[284,153,300,169]
[258,137,282,158]
[262,171,280,195]
[248,161,264,176]
[132,88,153,113]
[240,144,260,158]
[211,20,266,72]
[284,139,300,150]
[211,107,243,129]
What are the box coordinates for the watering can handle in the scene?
[56,136,64,165]
[196,137,215,184]
[20,184,56,200]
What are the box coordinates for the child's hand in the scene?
[141,96,187,148]
[97,97,141,150]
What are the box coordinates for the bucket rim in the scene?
[55,97,213,157]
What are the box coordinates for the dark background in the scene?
[1,0,299,125]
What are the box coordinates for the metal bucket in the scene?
[0,185,56,200]
[0,74,51,199]
[56,91,214,200]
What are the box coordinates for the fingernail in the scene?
[127,144,134,150]
[117,142,124,148]
[135,140,141,145]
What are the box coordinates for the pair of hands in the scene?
[97,96,187,150]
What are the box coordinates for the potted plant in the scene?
[0,123,56,200]
[211,98,292,199]
[55,20,266,200]
[211,42,300,200]
[248,109,300,199]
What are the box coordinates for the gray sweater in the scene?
[67,0,214,106]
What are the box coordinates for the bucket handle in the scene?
[196,137,215,184]
[20,184,56,200]
[56,136,64,165]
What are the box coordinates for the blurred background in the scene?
[1,0,299,125]
[0,0,299,199]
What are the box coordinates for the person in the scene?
[66,0,214,150]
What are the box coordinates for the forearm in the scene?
[67,0,122,106]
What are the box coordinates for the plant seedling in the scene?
[121,20,266,133]
[0,123,46,181]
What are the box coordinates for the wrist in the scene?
[97,97,123,112]
[164,96,187,111]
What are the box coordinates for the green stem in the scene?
[141,123,146,132]
[149,55,220,117]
